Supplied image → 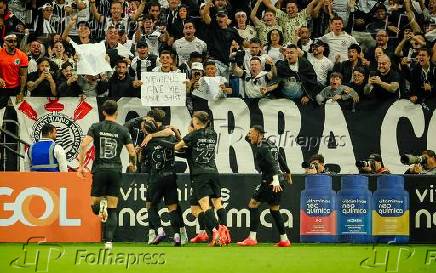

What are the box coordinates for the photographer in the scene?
[356,153,391,174]
[304,154,326,174]
[402,150,436,175]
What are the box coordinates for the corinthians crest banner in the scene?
[13,98,99,171]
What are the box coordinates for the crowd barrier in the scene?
[1,172,433,243]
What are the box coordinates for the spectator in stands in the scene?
[78,73,108,97]
[202,7,243,79]
[25,123,67,172]
[108,59,141,99]
[250,0,282,45]
[316,72,359,105]
[345,66,368,100]
[27,40,46,74]
[104,26,124,67]
[263,0,319,44]
[57,62,82,97]
[130,40,158,78]
[34,3,58,35]
[265,29,284,63]
[62,16,95,45]
[134,15,167,57]
[50,41,70,69]
[346,0,375,52]
[366,30,395,66]
[296,26,313,54]
[400,47,436,104]
[148,1,162,22]
[153,50,179,72]
[0,33,28,107]
[232,56,274,98]
[333,44,368,83]
[173,20,207,65]
[26,57,57,97]
[234,10,256,48]
[243,37,271,72]
[395,29,427,59]
[273,44,321,105]
[0,0,25,45]
[307,39,333,85]
[168,3,192,41]
[366,54,400,100]
[320,16,359,63]
[89,0,146,33]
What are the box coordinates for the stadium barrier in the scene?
[1,173,434,243]
[0,172,101,242]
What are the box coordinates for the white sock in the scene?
[180,227,187,235]
[149,229,155,236]
[280,234,288,241]
[249,231,257,240]
[157,227,164,235]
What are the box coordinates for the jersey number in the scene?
[100,137,118,159]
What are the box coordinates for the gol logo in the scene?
[0,187,80,226]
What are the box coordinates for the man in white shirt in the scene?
[25,123,68,172]
[173,21,207,65]
[307,40,334,85]
[320,16,358,63]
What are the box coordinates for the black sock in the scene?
[270,209,285,235]
[198,212,206,231]
[176,205,185,228]
[169,210,181,234]
[216,208,227,226]
[104,208,117,242]
[204,208,219,232]
[148,206,161,230]
[91,203,99,215]
[249,207,260,232]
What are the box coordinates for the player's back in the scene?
[183,127,218,175]
[143,135,176,176]
[255,139,280,181]
[90,120,131,172]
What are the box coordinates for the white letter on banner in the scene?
[116,98,151,172]
[170,106,192,173]
[381,100,425,174]
[59,188,80,226]
[427,108,436,152]
[209,98,255,173]
[318,102,356,173]
[258,99,304,173]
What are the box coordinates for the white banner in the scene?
[73,42,113,76]
[192,77,223,100]
[141,72,186,106]
[13,97,99,171]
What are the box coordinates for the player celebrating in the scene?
[237,126,292,247]
[78,100,137,250]
[174,111,229,246]
[141,120,187,246]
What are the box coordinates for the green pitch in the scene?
[0,243,435,273]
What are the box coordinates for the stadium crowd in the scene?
[0,0,435,111]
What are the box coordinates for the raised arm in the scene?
[306,0,318,16]
[202,1,213,25]
[250,0,263,25]
[262,0,279,13]
[131,0,147,21]
[89,0,103,22]
[62,15,77,43]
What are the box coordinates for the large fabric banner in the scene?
[13,97,99,171]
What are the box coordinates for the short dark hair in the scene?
[330,16,343,23]
[61,61,73,70]
[102,100,118,116]
[417,47,431,56]
[285,43,298,50]
[116,59,129,67]
[204,60,216,68]
[160,50,172,56]
[423,150,436,158]
[147,109,166,123]
[309,154,325,164]
[249,37,262,45]
[143,120,158,134]
[193,111,210,126]
[250,56,262,63]
[41,123,56,136]
[330,72,343,80]
[348,43,361,54]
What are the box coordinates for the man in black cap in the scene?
[129,40,158,81]
[358,153,391,174]
[307,39,334,85]
[238,125,292,247]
